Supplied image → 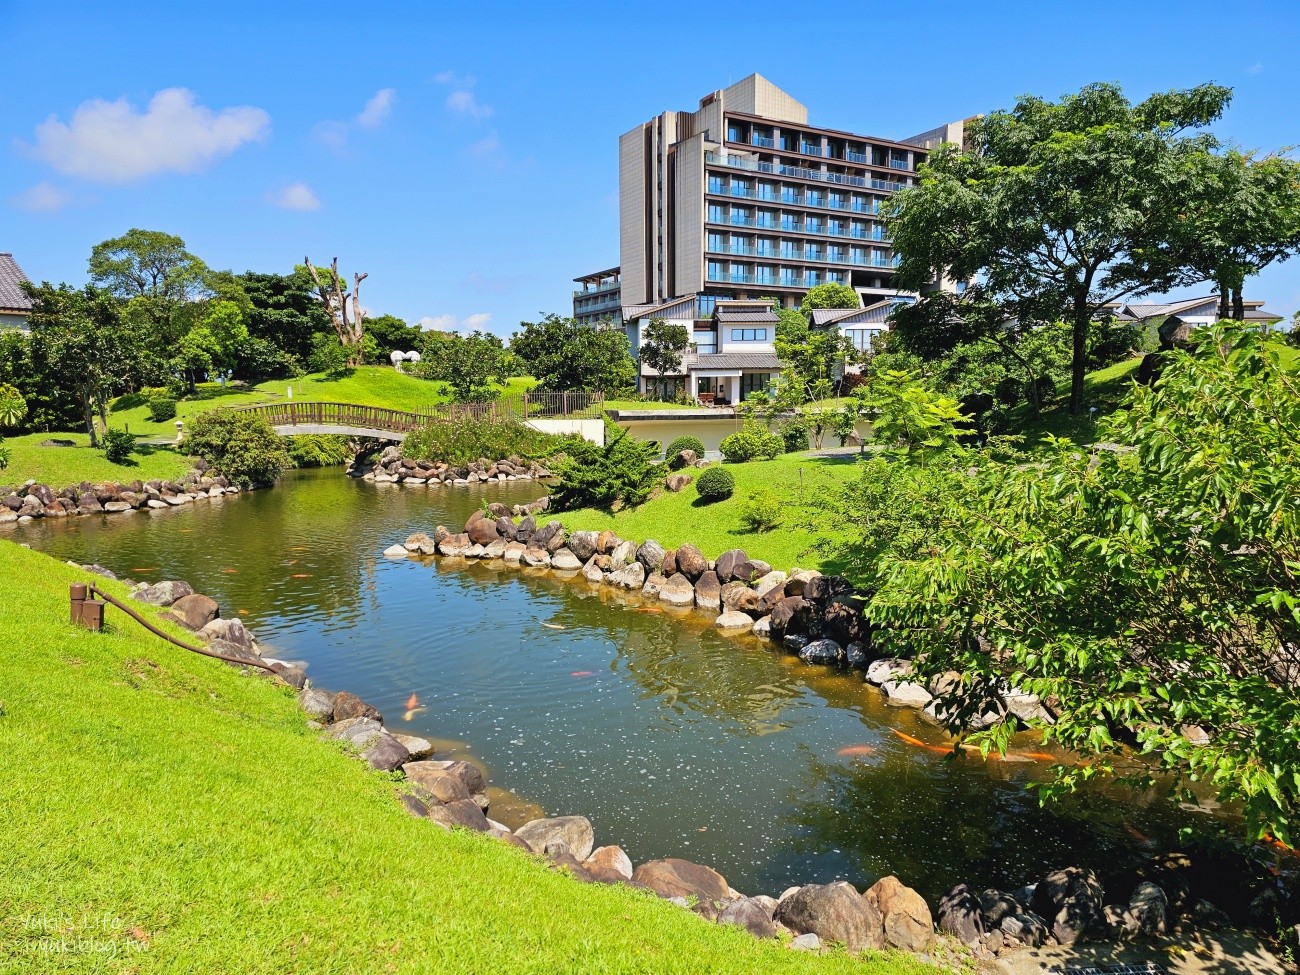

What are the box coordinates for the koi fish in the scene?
[403,707,426,722]
[570,670,594,677]
[221,568,238,574]
[1123,823,1153,845]
[285,559,297,566]
[1020,751,1058,762]
[837,744,877,757]
[237,609,249,616]
[635,607,663,614]
[131,567,157,573]
[406,693,420,711]
[541,622,566,630]
[891,729,953,754]
[1261,833,1296,854]
[290,573,312,579]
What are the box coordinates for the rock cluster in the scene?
[1,467,239,524]
[348,446,550,486]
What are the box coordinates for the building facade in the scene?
[0,253,33,330]
[572,267,622,326]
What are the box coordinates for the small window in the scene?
[729,328,768,342]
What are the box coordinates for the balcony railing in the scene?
[845,150,869,163]
[573,279,621,298]
[706,152,908,191]
[889,158,910,170]
[751,135,774,148]
[800,143,824,156]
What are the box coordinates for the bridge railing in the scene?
[230,402,434,432]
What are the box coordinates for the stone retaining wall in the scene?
[1,465,241,525]
[348,445,551,486]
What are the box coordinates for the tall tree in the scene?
[88,229,210,349]
[801,282,859,310]
[510,315,636,392]
[1178,150,1300,320]
[237,269,333,365]
[365,313,423,360]
[303,257,367,366]
[417,330,510,401]
[888,82,1231,413]
[638,318,690,390]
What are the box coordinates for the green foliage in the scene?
[364,314,423,361]
[402,417,564,468]
[738,488,782,531]
[235,268,331,370]
[800,283,860,310]
[719,423,783,463]
[308,332,353,378]
[101,428,136,464]
[639,318,691,386]
[831,405,859,446]
[866,370,967,461]
[286,434,352,468]
[664,435,706,458]
[416,330,510,401]
[774,309,852,402]
[512,314,636,393]
[147,396,178,422]
[824,324,1300,844]
[0,382,27,428]
[184,408,290,487]
[778,416,809,452]
[549,427,664,511]
[695,465,735,502]
[0,440,8,470]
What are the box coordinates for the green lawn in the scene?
[1003,356,1143,447]
[0,540,929,975]
[604,399,710,412]
[1,432,192,488]
[556,451,864,571]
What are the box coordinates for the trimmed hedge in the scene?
[695,465,735,502]
[665,435,706,458]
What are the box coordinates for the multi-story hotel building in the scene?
[577,74,965,398]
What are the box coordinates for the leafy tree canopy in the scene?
[511,315,636,393]
[417,330,510,401]
[801,282,860,310]
[639,318,691,381]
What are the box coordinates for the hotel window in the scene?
[731,263,748,281]
[829,219,844,236]
[829,192,847,209]
[757,181,778,201]
[807,190,824,207]
[730,328,768,342]
[697,294,721,316]
[780,240,798,258]
[828,246,845,263]
[708,174,725,194]
[844,328,882,352]
[780,267,799,286]
[757,237,777,257]
[731,178,751,197]
[827,270,846,284]
[708,232,725,252]
[708,203,725,223]
[781,186,801,204]
[805,270,822,286]
[851,246,867,264]
[707,261,726,281]
[756,265,775,284]
[727,123,741,142]
[730,234,748,253]
[757,208,777,228]
[730,207,752,225]
[805,243,822,260]
[781,214,800,231]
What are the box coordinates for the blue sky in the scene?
[3,1,1299,334]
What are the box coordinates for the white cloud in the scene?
[469,133,502,156]
[1246,63,1264,75]
[26,88,269,182]
[419,314,457,331]
[269,182,321,211]
[433,70,475,87]
[11,180,71,213]
[311,120,349,151]
[357,88,396,128]
[463,312,492,330]
[419,312,492,332]
[446,90,492,119]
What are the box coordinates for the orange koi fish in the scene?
[891,728,954,754]
[406,693,420,711]
[837,744,877,757]
[290,573,311,578]
[131,567,157,573]
[570,670,594,677]
[221,568,238,574]
[635,607,663,614]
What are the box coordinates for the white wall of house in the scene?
[717,324,775,354]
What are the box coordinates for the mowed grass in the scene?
[1004,356,1143,447]
[556,451,863,571]
[1,432,192,488]
[0,541,929,975]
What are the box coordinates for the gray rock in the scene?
[753,570,788,599]
[658,572,696,606]
[332,691,382,723]
[297,687,335,722]
[404,765,470,803]
[515,816,595,861]
[391,733,434,759]
[1003,688,1055,725]
[938,884,984,945]
[1128,882,1167,936]
[694,571,722,611]
[631,858,729,903]
[550,548,582,571]
[403,531,437,555]
[1000,911,1050,947]
[799,638,845,666]
[774,882,883,952]
[751,616,772,638]
[789,933,821,951]
[641,572,667,598]
[881,679,933,708]
[607,561,645,590]
[581,555,606,584]
[864,875,934,952]
[978,889,1021,927]
[362,732,410,771]
[1030,867,1104,944]
[720,581,760,615]
[131,580,194,607]
[325,716,384,750]
[1104,904,1141,939]
[782,633,810,653]
[200,616,254,650]
[636,539,665,574]
[609,540,637,568]
[865,658,911,685]
[715,611,754,630]
[719,897,777,938]
[427,798,491,832]
[521,547,552,568]
[845,642,870,668]
[568,530,599,562]
[167,593,220,630]
[714,548,750,584]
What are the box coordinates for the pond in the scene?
[18,467,1210,903]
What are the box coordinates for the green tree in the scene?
[1177,150,1300,320]
[889,81,1232,414]
[0,383,27,428]
[511,315,636,392]
[549,426,664,511]
[184,408,290,487]
[236,269,333,365]
[775,309,851,402]
[365,314,423,361]
[639,318,690,392]
[801,282,859,310]
[303,258,367,367]
[417,330,509,401]
[88,229,211,347]
[865,370,966,462]
[23,283,144,446]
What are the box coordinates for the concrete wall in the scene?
[674,134,706,299]
[619,126,648,304]
[526,418,605,444]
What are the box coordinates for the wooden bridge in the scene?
[230,392,606,441]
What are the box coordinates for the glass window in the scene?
[844,328,882,352]
[697,294,720,317]
[727,124,741,142]
[781,186,800,204]
[729,328,769,342]
[756,265,774,284]
[708,175,725,194]
[757,209,776,228]
[708,204,725,223]
[740,373,772,399]
[707,261,726,281]
[708,232,725,251]
[757,181,778,201]
[807,190,824,207]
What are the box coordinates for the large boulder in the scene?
[404,532,438,555]
[568,530,599,562]
[799,639,845,666]
[465,511,499,546]
[658,573,696,606]
[937,884,984,945]
[675,543,707,581]
[864,875,934,952]
[515,816,595,861]
[882,680,933,708]
[494,517,518,542]
[665,472,693,492]
[362,733,410,771]
[719,897,777,939]
[584,845,634,881]
[403,765,471,803]
[427,798,491,832]
[607,561,645,590]
[131,580,194,607]
[582,555,607,584]
[715,611,754,630]
[768,596,809,639]
[636,539,665,575]
[720,582,760,616]
[325,716,384,750]
[866,658,911,686]
[332,691,382,723]
[1031,867,1105,944]
[714,549,750,584]
[631,858,728,904]
[1128,882,1168,937]
[298,687,335,722]
[774,882,883,952]
[609,539,637,568]
[199,616,253,649]
[551,548,582,571]
[166,593,220,630]
[694,571,722,611]
[753,570,788,599]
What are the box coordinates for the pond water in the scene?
[18,467,1210,903]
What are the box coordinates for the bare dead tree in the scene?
[304,257,369,365]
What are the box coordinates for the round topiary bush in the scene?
[147,396,178,422]
[665,435,706,459]
[695,465,735,502]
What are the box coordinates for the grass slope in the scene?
[556,452,863,571]
[1,433,192,488]
[0,540,927,975]
[1004,357,1143,447]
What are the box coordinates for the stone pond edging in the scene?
[348,445,552,488]
[1,463,242,526]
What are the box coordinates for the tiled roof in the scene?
[714,301,777,324]
[809,300,893,326]
[0,254,32,312]
[623,296,697,321]
[691,352,783,370]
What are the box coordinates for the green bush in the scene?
[307,333,352,377]
[0,440,8,470]
[695,465,735,502]
[550,428,664,511]
[665,435,706,458]
[184,409,290,487]
[287,434,352,468]
[402,417,569,467]
[101,428,136,464]
[0,383,28,429]
[739,488,783,531]
[719,424,783,463]
[147,396,178,422]
[778,418,808,453]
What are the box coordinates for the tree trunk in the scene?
[81,392,98,447]
[1232,287,1245,322]
[1218,287,1230,320]
[1069,302,1089,415]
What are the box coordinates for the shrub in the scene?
[0,383,28,428]
[695,465,735,502]
[549,428,664,511]
[0,440,8,470]
[287,434,352,468]
[778,417,808,453]
[101,428,136,464]
[738,488,783,531]
[719,424,783,463]
[665,435,706,458]
[147,396,178,422]
[184,408,290,487]
[402,417,569,467]
[308,333,352,377]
